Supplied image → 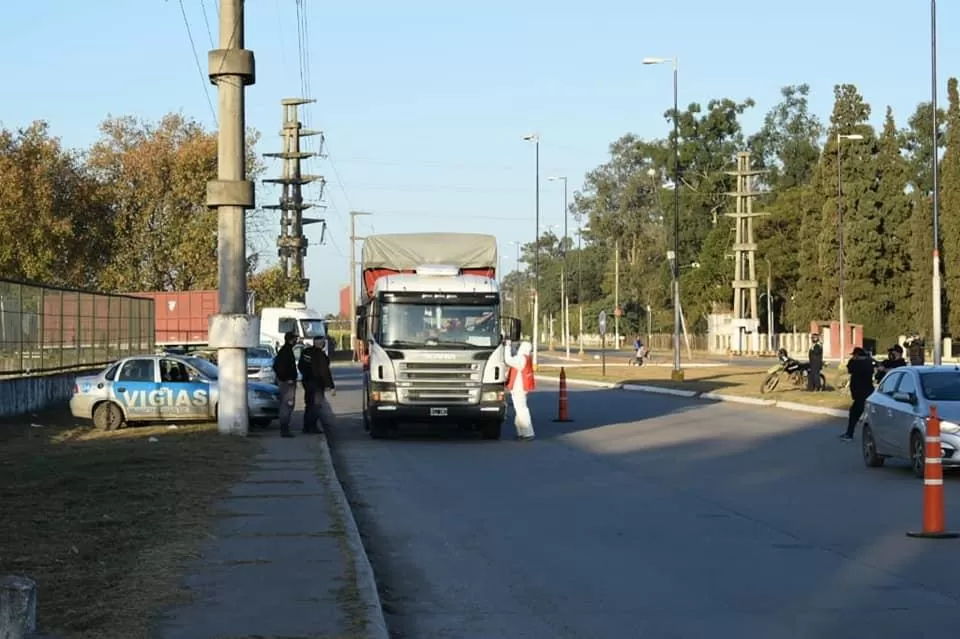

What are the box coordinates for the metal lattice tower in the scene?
[724,152,769,333]
[262,98,327,303]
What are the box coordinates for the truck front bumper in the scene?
[370,401,505,425]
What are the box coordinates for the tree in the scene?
[749,84,824,191]
[940,78,960,334]
[248,264,307,313]
[872,107,913,341]
[0,121,112,287]
[86,113,266,292]
[812,84,875,325]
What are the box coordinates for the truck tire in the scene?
[481,419,502,441]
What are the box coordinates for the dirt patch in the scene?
[0,409,259,639]
[552,365,851,410]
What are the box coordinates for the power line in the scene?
[200,0,215,48]
[176,0,216,123]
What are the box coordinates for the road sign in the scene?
[598,310,607,336]
[613,307,623,318]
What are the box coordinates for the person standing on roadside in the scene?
[298,338,321,434]
[807,333,824,391]
[310,337,337,431]
[504,339,536,442]
[840,347,876,442]
[272,331,299,438]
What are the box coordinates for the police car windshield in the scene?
[184,357,218,380]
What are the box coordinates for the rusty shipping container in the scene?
[129,290,219,346]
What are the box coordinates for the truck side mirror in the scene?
[503,317,521,342]
[355,306,367,341]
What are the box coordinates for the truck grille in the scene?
[397,361,480,405]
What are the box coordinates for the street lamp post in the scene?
[577,225,588,355]
[932,0,943,364]
[643,55,683,380]
[837,132,863,363]
[510,240,522,317]
[548,175,571,359]
[523,133,541,368]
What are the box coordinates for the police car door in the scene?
[159,358,210,420]
[113,357,162,421]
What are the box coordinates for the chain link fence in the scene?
[0,280,155,376]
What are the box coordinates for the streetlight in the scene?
[522,133,541,368]
[576,224,589,355]
[643,55,683,381]
[509,240,523,317]
[547,175,571,359]
[837,132,863,363]
[932,0,943,364]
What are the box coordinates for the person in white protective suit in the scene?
[504,340,536,441]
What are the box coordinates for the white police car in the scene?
[69,354,280,431]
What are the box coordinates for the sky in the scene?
[1,1,956,313]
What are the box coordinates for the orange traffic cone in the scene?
[907,405,958,539]
[553,367,573,423]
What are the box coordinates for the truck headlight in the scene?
[372,390,397,402]
[481,390,504,402]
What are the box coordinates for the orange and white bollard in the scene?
[553,367,573,423]
[907,405,959,539]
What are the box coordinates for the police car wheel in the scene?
[93,402,123,431]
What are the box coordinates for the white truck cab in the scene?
[260,302,328,352]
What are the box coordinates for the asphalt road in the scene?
[326,365,960,639]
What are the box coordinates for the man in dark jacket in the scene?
[298,338,322,434]
[807,333,824,391]
[840,347,877,441]
[310,337,337,431]
[272,331,299,438]
[875,344,906,384]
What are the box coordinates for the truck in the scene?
[129,291,329,353]
[356,232,521,440]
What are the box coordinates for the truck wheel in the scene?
[481,419,502,441]
[369,417,389,440]
[93,402,124,431]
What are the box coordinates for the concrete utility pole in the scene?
[263,99,327,303]
[207,0,256,436]
[724,152,768,354]
[349,211,373,362]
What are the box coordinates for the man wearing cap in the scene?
[875,344,906,384]
[272,331,299,438]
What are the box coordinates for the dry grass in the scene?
[0,408,259,639]
[551,365,851,409]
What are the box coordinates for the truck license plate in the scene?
[430,407,448,417]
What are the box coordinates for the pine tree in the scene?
[872,107,913,342]
[940,78,960,335]
[814,84,875,332]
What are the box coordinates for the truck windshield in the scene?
[379,303,500,348]
[300,319,326,338]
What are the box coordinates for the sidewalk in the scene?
[157,409,388,639]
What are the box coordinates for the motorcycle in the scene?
[760,348,826,394]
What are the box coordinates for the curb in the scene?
[315,436,390,639]
[537,374,847,419]
[534,374,622,390]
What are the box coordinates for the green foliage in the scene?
[0,114,274,295]
[517,80,960,344]
[248,264,307,313]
